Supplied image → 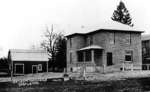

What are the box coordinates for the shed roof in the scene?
[9,49,49,62]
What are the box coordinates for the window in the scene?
[129,33,131,45]
[78,51,91,62]
[126,33,131,45]
[87,36,93,45]
[70,52,72,63]
[85,50,91,62]
[77,52,83,62]
[125,55,132,61]
[70,38,72,48]
[125,50,133,62]
[107,52,113,66]
[38,64,42,71]
[89,36,93,45]
[110,32,115,44]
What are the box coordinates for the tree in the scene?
[0,57,9,74]
[55,35,66,71]
[41,25,66,71]
[111,1,134,27]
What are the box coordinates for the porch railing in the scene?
[142,64,150,70]
[122,63,150,71]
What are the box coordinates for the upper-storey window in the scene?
[129,33,131,45]
[87,36,93,46]
[126,33,131,45]
[110,32,115,44]
[70,38,72,48]
[70,52,72,64]
[89,36,93,45]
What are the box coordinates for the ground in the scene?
[1,71,150,92]
[1,71,150,82]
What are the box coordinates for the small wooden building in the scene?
[8,49,49,76]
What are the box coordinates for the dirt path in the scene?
[1,71,150,82]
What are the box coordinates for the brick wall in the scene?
[67,30,142,72]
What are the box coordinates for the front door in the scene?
[107,52,113,66]
[32,65,38,73]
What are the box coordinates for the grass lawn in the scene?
[1,71,150,92]
[0,77,149,92]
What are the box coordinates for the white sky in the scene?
[0,0,149,57]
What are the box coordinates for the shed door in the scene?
[32,65,38,73]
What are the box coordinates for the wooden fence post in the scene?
[103,64,105,73]
[131,63,133,71]
[122,62,124,71]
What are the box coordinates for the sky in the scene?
[0,0,149,57]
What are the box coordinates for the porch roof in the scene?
[78,45,103,51]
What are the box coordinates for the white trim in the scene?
[32,65,38,73]
[14,63,24,75]
[38,64,42,71]
[47,61,48,72]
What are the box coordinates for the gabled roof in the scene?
[9,49,49,62]
[66,21,144,38]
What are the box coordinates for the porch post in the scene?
[91,50,94,63]
[83,51,86,62]
[47,61,48,72]
[83,51,86,79]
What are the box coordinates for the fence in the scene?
[69,62,150,75]
[120,63,150,71]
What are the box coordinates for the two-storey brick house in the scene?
[66,22,143,73]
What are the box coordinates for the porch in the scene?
[77,45,103,64]
[70,45,104,73]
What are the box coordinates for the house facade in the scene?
[8,49,49,76]
[66,28,143,73]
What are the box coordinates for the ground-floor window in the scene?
[85,50,91,62]
[77,52,83,62]
[77,50,91,62]
[15,63,24,74]
[125,50,133,62]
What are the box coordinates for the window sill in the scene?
[124,61,133,64]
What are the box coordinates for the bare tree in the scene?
[41,25,66,71]
[41,25,58,56]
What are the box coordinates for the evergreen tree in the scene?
[111,1,134,27]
